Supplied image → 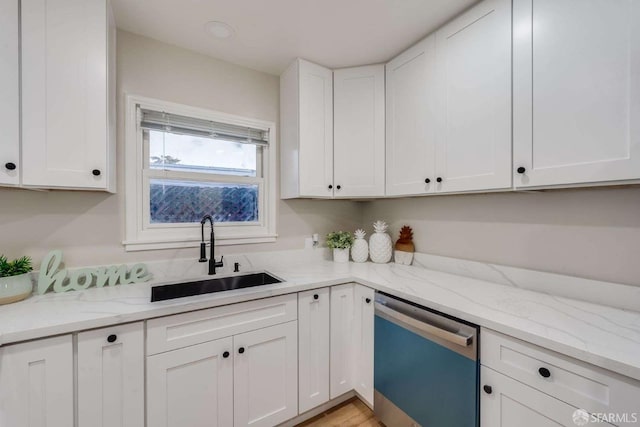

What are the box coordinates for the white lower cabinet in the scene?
[328,284,375,405]
[481,366,614,427]
[353,286,375,407]
[298,287,331,413]
[147,337,234,427]
[234,321,299,427]
[0,335,74,427]
[330,283,356,398]
[77,322,145,427]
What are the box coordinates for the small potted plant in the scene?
[0,255,34,305]
[326,231,354,263]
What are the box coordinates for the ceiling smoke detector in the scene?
[204,21,236,40]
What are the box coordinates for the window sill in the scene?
[123,234,278,252]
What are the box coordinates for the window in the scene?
[124,95,277,251]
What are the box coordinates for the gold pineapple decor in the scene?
[394,225,415,265]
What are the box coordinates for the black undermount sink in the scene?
[151,272,283,302]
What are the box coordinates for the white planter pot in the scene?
[332,248,350,263]
[394,250,414,266]
[0,273,33,305]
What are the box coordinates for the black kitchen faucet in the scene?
[199,214,224,275]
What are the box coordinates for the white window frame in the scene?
[123,94,277,251]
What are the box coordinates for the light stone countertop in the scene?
[1,249,639,382]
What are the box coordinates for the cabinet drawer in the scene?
[147,294,297,355]
[481,329,640,417]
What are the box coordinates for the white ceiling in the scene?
[112,0,477,76]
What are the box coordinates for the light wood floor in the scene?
[296,398,384,427]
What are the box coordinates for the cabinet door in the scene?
[298,288,330,413]
[330,283,355,398]
[78,322,144,427]
[513,0,640,188]
[434,0,512,193]
[234,321,298,427]
[0,0,19,186]
[21,0,111,190]
[147,337,234,427]
[386,35,437,196]
[353,285,375,407]
[481,366,614,427]
[334,65,386,198]
[298,59,334,197]
[0,335,73,427]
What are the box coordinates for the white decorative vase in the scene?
[333,248,350,263]
[369,221,392,263]
[0,273,33,305]
[394,250,414,266]
[351,229,369,263]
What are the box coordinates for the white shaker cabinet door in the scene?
[234,321,298,427]
[147,337,234,427]
[434,0,512,193]
[513,0,640,188]
[298,287,331,413]
[299,59,334,198]
[77,322,144,427]
[0,0,19,186]
[353,285,375,407]
[0,335,74,427]
[481,366,615,427]
[21,0,115,190]
[330,283,355,398]
[386,35,437,196]
[334,64,386,198]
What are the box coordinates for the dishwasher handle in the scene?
[375,302,473,348]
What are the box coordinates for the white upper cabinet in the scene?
[281,59,334,198]
[0,0,19,186]
[386,35,437,196]
[20,0,116,191]
[513,0,640,188]
[334,65,386,198]
[77,322,144,427]
[435,0,512,193]
[0,335,74,427]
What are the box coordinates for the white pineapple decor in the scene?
[369,221,393,263]
[351,229,369,263]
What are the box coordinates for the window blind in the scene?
[139,108,269,146]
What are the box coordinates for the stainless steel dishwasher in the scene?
[374,292,479,427]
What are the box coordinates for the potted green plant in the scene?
[0,255,34,305]
[326,231,354,263]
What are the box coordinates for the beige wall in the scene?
[363,187,640,286]
[0,31,363,268]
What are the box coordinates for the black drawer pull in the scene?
[223,351,230,358]
[483,385,492,394]
[538,367,551,378]
[5,162,16,171]
[107,334,117,343]
[238,347,245,354]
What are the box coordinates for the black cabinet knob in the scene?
[92,169,101,176]
[424,178,431,184]
[517,166,526,174]
[436,177,443,183]
[107,334,117,343]
[5,162,16,171]
[223,351,230,358]
[313,294,319,300]
[238,347,245,354]
[365,298,371,304]
[538,367,551,378]
[483,385,493,394]
[328,185,333,189]
[336,185,341,190]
